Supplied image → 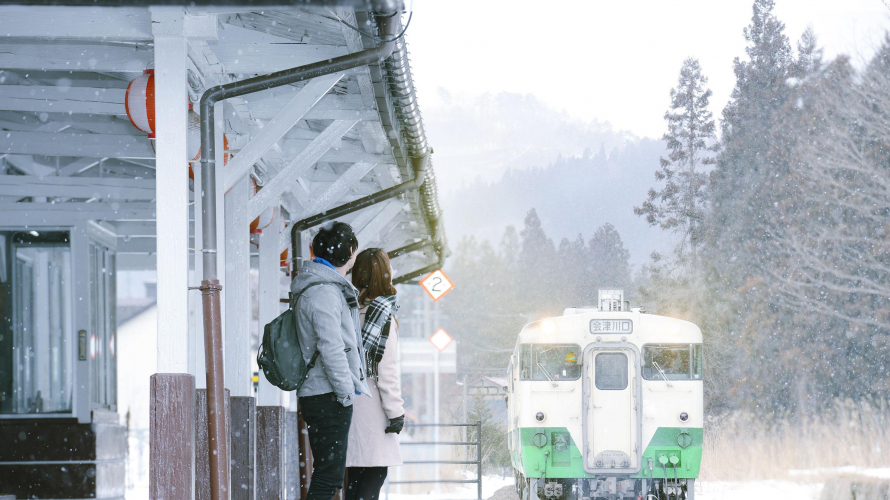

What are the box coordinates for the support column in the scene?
[150,8,195,500]
[225,175,251,396]
[152,7,189,375]
[257,218,283,407]
[257,218,286,500]
[226,174,254,500]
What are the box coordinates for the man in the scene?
[291,221,370,500]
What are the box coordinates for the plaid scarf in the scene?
[361,295,399,377]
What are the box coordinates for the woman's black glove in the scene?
[385,415,405,434]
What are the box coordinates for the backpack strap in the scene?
[291,281,329,369]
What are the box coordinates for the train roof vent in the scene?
[598,289,629,312]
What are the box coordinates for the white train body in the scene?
[507,291,703,500]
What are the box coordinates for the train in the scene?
[507,290,703,500]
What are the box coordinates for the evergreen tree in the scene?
[708,0,794,289]
[635,58,717,261]
[519,209,557,312]
[587,223,631,291]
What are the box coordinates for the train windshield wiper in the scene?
[652,361,674,387]
[536,362,554,381]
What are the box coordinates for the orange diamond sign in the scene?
[420,269,454,301]
[429,328,453,352]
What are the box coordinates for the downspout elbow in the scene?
[373,11,401,60]
[410,151,429,188]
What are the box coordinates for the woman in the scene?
[346,248,405,500]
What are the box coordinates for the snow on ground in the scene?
[384,474,513,500]
[789,467,890,479]
[696,481,822,500]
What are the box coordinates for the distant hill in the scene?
[425,91,672,266]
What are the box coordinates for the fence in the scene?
[389,421,483,500]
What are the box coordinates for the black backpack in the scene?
[257,282,326,391]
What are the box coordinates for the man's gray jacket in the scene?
[291,261,371,406]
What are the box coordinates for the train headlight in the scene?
[679,412,689,422]
[541,320,557,336]
[535,412,546,422]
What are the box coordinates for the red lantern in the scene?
[125,70,155,138]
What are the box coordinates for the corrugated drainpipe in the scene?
[290,36,447,284]
[195,13,399,500]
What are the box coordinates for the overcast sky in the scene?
[406,0,890,139]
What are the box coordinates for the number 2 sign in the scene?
[420,269,454,301]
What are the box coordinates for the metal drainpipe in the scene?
[289,36,451,278]
[195,13,399,500]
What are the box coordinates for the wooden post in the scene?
[284,411,301,500]
[230,396,256,500]
[150,374,196,500]
[255,407,285,500]
[149,9,194,500]
[297,409,312,500]
[196,389,231,500]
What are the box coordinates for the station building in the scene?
[0,2,447,498]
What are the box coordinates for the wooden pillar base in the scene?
[196,389,232,500]
[230,396,256,500]
[256,406,285,500]
[285,411,301,500]
[150,373,196,500]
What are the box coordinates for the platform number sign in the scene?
[429,328,454,352]
[420,269,454,301]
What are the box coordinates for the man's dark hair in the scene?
[311,221,359,267]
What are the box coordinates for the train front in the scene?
[508,290,703,500]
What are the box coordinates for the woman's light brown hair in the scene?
[352,248,396,304]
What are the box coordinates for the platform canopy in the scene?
[0,1,446,284]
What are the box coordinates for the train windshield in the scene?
[642,344,703,380]
[519,344,582,381]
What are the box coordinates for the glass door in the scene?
[0,230,74,414]
[89,240,117,411]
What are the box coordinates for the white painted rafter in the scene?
[0,43,152,72]
[223,73,344,189]
[1,131,154,158]
[355,199,406,250]
[0,201,156,219]
[0,85,126,115]
[0,176,154,199]
[247,119,356,219]
[296,162,376,219]
[60,157,104,177]
[0,7,153,40]
[188,38,306,216]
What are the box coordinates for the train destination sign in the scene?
[589,319,633,334]
[420,269,454,301]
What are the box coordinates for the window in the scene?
[519,344,582,381]
[595,352,628,390]
[642,344,703,381]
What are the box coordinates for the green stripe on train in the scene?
[511,427,703,479]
